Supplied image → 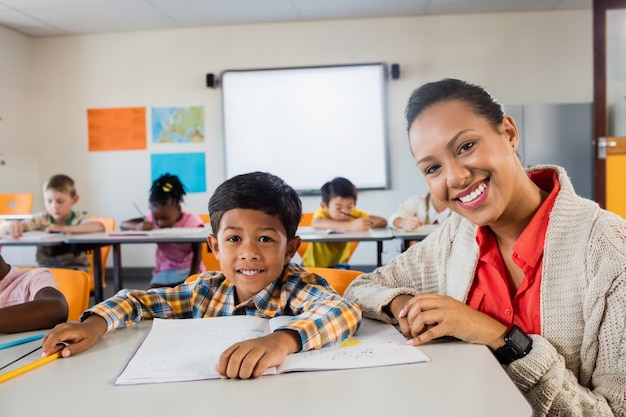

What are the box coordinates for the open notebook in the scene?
[114,317,429,385]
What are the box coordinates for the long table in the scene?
[297,227,394,267]
[0,322,532,417]
[65,228,211,302]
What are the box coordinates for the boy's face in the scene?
[321,196,356,221]
[207,208,300,303]
[44,189,78,222]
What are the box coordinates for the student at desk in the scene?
[388,192,450,230]
[120,174,205,288]
[345,79,626,416]
[302,177,386,268]
[1,174,104,271]
[42,172,361,380]
[0,254,67,333]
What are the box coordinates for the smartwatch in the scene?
[494,325,532,365]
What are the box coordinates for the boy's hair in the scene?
[44,174,77,197]
[209,172,302,239]
[149,174,186,208]
[321,177,357,205]
[405,78,504,133]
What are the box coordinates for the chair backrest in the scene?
[304,267,364,296]
[88,216,116,290]
[198,213,221,271]
[0,193,34,214]
[297,212,359,262]
[185,273,201,283]
[32,268,90,321]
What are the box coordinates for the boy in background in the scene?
[42,171,361,380]
[2,174,104,271]
[302,177,387,268]
[0,253,68,333]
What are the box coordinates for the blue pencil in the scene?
[0,334,45,350]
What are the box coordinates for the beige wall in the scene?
[0,10,592,266]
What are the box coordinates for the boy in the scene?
[0,254,68,333]
[3,174,104,271]
[42,172,361,380]
[302,177,387,268]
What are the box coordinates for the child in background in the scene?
[302,177,387,268]
[42,171,361,380]
[121,173,205,288]
[388,192,450,230]
[2,174,104,271]
[0,253,68,333]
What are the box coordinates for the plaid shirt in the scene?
[85,263,361,351]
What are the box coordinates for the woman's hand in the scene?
[392,293,508,349]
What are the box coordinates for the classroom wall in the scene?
[0,9,592,268]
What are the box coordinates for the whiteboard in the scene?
[221,64,389,194]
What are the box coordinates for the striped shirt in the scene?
[22,211,91,271]
[85,263,362,351]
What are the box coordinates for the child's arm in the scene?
[4,220,26,238]
[0,287,68,333]
[215,329,301,379]
[312,216,374,232]
[120,217,154,231]
[368,215,387,228]
[41,315,107,358]
[46,219,105,234]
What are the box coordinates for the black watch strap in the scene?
[494,325,532,365]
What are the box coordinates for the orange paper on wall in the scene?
[87,107,147,151]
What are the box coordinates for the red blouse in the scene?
[465,169,560,335]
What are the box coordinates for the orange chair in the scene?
[0,193,34,214]
[88,216,116,290]
[185,273,201,283]
[49,268,91,321]
[297,212,359,263]
[19,267,90,321]
[304,267,364,296]
[198,214,220,271]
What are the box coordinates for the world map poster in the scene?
[151,106,205,144]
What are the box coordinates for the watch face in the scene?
[508,327,532,353]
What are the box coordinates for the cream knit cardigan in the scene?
[345,165,626,416]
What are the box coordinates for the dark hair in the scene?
[208,172,302,239]
[149,174,186,208]
[405,78,504,132]
[321,177,357,205]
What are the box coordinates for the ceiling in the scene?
[0,0,591,38]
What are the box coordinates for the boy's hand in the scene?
[8,221,25,238]
[41,315,108,358]
[215,329,301,379]
[45,224,66,234]
[348,217,373,231]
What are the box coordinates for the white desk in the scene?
[298,227,394,267]
[0,322,532,417]
[65,228,211,302]
[392,225,442,252]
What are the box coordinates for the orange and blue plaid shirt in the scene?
[85,263,361,351]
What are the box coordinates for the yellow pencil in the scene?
[0,351,62,383]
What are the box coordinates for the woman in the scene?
[345,79,625,416]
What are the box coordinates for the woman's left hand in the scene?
[399,293,508,349]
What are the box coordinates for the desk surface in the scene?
[64,227,211,244]
[0,231,67,246]
[0,322,532,417]
[297,226,394,242]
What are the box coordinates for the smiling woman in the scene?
[344,79,626,417]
